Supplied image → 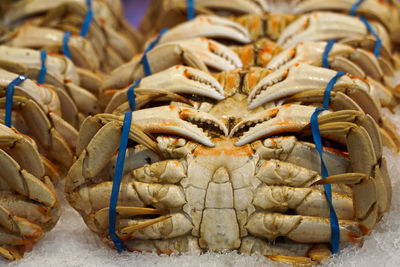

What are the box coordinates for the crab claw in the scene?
[233,104,328,146]
[159,15,251,44]
[106,66,224,113]
[248,64,377,110]
[295,0,398,36]
[132,105,228,147]
[139,65,224,99]
[277,12,387,49]
[165,38,242,71]
[267,41,353,70]
[189,0,267,14]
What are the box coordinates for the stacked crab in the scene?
[62,0,400,266]
[1,0,400,265]
[0,0,142,260]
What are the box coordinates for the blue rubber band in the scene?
[63,31,71,59]
[38,50,47,85]
[359,16,381,58]
[141,28,168,76]
[80,0,93,37]
[187,0,195,20]
[310,71,346,254]
[322,40,336,69]
[323,71,346,109]
[350,0,365,16]
[109,111,132,252]
[127,79,141,111]
[349,0,381,58]
[5,75,27,127]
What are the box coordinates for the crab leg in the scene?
[0,69,61,116]
[277,12,391,52]
[233,104,330,146]
[6,24,100,71]
[253,185,354,219]
[0,96,74,168]
[246,212,360,243]
[248,64,381,113]
[158,15,251,44]
[294,0,400,35]
[105,66,225,112]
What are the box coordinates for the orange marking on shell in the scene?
[396,84,400,93]
[347,231,361,243]
[323,146,349,159]
[268,138,277,146]
[250,15,261,32]
[269,14,281,33]
[239,46,254,66]
[169,105,176,111]
[194,143,254,157]
[259,42,277,66]
[208,42,217,53]
[172,161,180,166]
[350,75,369,84]
[183,69,190,78]
[359,224,371,235]
[247,71,261,88]
[99,18,106,26]
[103,89,119,97]
[226,70,239,89]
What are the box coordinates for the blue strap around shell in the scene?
[187,0,195,20]
[350,0,365,16]
[141,28,168,76]
[310,71,346,254]
[109,77,139,251]
[5,75,27,127]
[322,40,336,69]
[38,50,47,85]
[80,0,93,37]
[350,0,381,58]
[109,111,133,252]
[127,79,141,111]
[63,31,71,59]
[358,16,381,58]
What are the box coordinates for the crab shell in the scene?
[65,101,390,265]
[0,123,60,260]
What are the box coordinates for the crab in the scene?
[139,0,268,39]
[104,63,400,153]
[65,100,390,265]
[66,53,392,264]
[0,123,60,260]
[3,24,101,72]
[1,0,141,71]
[0,46,101,126]
[280,0,400,45]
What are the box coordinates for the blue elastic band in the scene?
[80,0,93,37]
[322,40,336,69]
[187,0,195,20]
[349,0,381,58]
[350,0,364,16]
[322,71,346,109]
[5,75,27,127]
[359,16,381,58]
[109,111,132,252]
[38,50,47,85]
[141,28,168,76]
[310,71,346,254]
[127,79,141,111]
[63,31,71,59]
